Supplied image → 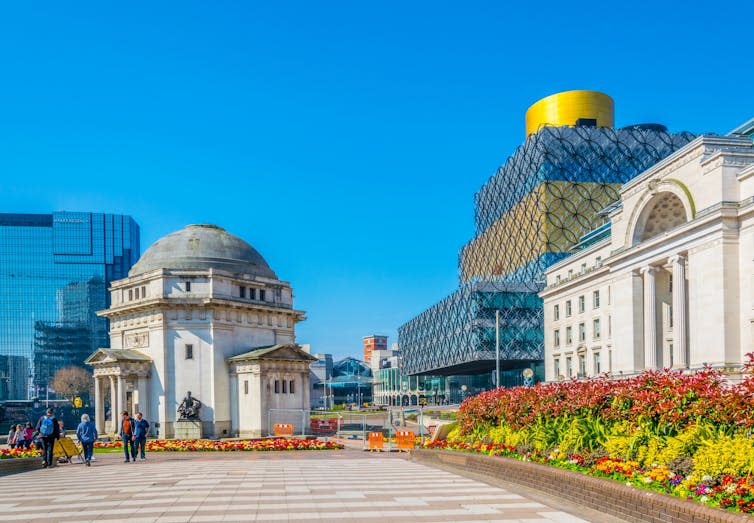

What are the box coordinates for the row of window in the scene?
[553,289,605,321]
[126,285,148,302]
[553,318,606,346]
[553,350,610,379]
[273,379,295,394]
[238,285,266,301]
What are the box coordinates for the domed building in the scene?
[86,224,312,438]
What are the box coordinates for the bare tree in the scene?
[50,366,92,403]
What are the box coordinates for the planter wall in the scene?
[0,457,41,477]
[411,449,754,523]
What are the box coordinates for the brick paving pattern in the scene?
[0,450,595,522]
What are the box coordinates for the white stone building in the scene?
[540,134,754,381]
[86,224,312,438]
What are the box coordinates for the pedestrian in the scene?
[132,412,150,461]
[76,413,98,466]
[58,421,66,437]
[7,425,18,449]
[119,411,136,463]
[35,408,60,468]
[22,423,34,449]
[14,424,26,449]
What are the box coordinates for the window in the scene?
[128,289,133,301]
[250,288,257,300]
[578,354,586,376]
[593,318,601,339]
[669,305,673,328]
[579,323,586,342]
[593,290,600,308]
[578,295,585,313]
[568,269,573,278]
[608,316,612,337]
[566,356,573,377]
[566,326,573,345]
[289,380,295,394]
[259,289,266,301]
[580,262,587,274]
[185,281,191,292]
[554,358,561,378]
[282,380,287,393]
[239,286,246,298]
[553,304,560,321]
[565,300,572,317]
[274,380,280,393]
[244,380,249,395]
[185,344,193,359]
[556,275,561,284]
[594,352,601,374]
[135,287,140,299]
[669,274,673,293]
[554,330,560,347]
[141,286,147,298]
[595,256,602,267]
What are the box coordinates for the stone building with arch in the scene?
[540,134,754,380]
[85,224,311,438]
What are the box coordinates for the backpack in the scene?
[40,416,54,436]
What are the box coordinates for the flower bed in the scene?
[447,357,754,514]
[0,447,41,460]
[96,438,342,452]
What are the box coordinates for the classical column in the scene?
[108,375,117,433]
[642,266,657,370]
[94,376,104,433]
[117,375,126,417]
[670,255,688,368]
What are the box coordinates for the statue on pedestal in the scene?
[177,391,202,420]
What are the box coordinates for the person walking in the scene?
[119,411,136,463]
[76,414,98,466]
[22,423,34,449]
[14,424,26,449]
[35,408,60,468]
[7,425,18,449]
[132,412,150,461]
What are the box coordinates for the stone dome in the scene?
[129,224,277,278]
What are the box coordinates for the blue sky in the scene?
[1,2,752,359]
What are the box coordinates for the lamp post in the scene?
[461,384,468,403]
[495,309,501,388]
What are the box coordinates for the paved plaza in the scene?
[0,450,609,523]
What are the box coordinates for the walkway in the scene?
[0,451,606,522]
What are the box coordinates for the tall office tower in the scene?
[0,212,139,399]
[398,91,695,385]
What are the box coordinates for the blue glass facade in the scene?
[0,212,139,400]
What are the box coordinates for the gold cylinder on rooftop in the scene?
[525,90,614,138]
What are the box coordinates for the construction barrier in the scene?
[395,431,415,451]
[273,423,295,437]
[53,437,83,461]
[367,432,384,450]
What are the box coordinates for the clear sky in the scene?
[1,2,752,359]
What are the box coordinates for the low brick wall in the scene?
[412,449,754,523]
[0,457,40,477]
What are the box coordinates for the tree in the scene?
[50,366,92,404]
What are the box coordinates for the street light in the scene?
[461,384,468,402]
[495,309,501,388]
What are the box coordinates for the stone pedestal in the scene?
[174,419,203,440]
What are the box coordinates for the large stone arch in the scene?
[627,180,695,246]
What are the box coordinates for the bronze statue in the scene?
[177,391,202,420]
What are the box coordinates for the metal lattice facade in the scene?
[399,125,695,377]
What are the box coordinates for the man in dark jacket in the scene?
[35,408,60,468]
[132,412,150,460]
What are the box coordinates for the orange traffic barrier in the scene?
[273,423,295,437]
[368,432,384,450]
[395,430,415,451]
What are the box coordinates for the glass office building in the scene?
[0,212,139,400]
